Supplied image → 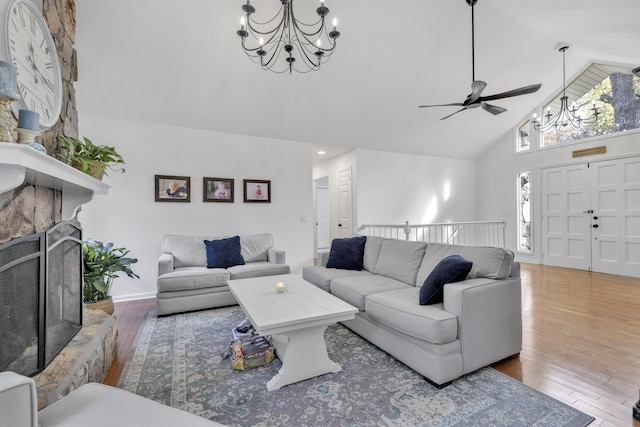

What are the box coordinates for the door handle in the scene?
[593,216,598,220]
[338,223,342,227]
[592,224,599,228]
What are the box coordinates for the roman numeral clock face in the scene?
[6,0,62,129]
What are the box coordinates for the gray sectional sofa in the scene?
[156,233,290,315]
[302,236,521,387]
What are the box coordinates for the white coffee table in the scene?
[228,274,358,391]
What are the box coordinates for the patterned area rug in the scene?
[118,307,594,427]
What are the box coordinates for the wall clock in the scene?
[5,0,62,129]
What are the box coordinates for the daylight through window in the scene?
[538,64,640,147]
[517,171,531,253]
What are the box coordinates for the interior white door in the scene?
[316,186,330,249]
[337,168,353,238]
[590,158,640,277]
[542,164,591,270]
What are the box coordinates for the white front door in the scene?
[542,164,591,270]
[541,157,640,278]
[337,167,353,238]
[590,158,640,277]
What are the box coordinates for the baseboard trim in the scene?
[112,292,156,303]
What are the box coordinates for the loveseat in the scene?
[0,371,225,427]
[302,236,521,387]
[156,233,290,315]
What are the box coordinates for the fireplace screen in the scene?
[0,221,82,376]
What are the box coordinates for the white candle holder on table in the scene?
[275,281,288,293]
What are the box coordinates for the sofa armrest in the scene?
[509,261,521,278]
[443,277,522,374]
[38,382,226,427]
[318,250,330,267]
[267,248,286,264]
[0,371,38,427]
[158,253,175,276]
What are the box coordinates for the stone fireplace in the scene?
[0,220,83,377]
[0,146,112,407]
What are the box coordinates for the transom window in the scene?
[525,63,640,148]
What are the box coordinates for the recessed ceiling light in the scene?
[317,151,326,155]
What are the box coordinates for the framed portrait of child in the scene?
[204,177,234,202]
[155,175,190,202]
[243,179,270,203]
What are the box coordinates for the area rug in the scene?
[118,307,594,427]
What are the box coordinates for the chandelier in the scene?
[236,0,340,74]
[533,45,600,133]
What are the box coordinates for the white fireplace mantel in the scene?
[0,144,110,219]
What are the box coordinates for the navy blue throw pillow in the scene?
[326,236,367,271]
[419,255,472,305]
[204,236,245,269]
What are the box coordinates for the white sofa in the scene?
[303,236,522,387]
[156,233,290,315]
[0,371,225,427]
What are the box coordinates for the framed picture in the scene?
[155,175,190,202]
[244,179,271,203]
[203,177,234,202]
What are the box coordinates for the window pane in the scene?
[517,171,531,252]
[517,121,531,152]
[539,65,640,147]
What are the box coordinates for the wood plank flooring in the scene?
[103,263,640,426]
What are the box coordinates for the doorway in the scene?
[315,177,330,252]
[542,156,640,277]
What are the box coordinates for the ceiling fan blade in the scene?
[465,80,487,105]
[479,83,542,102]
[481,102,507,115]
[439,107,469,120]
[418,103,464,108]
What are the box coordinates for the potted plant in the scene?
[57,135,126,180]
[83,239,139,314]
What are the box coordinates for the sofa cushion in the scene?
[163,235,213,268]
[38,382,225,427]
[240,233,273,262]
[373,239,427,285]
[326,236,367,270]
[365,287,458,344]
[157,267,229,292]
[419,255,473,305]
[363,236,384,272]
[204,236,245,268]
[416,243,514,285]
[302,265,371,292]
[228,262,290,279]
[459,245,514,280]
[330,275,410,311]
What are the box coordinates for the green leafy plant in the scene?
[57,135,126,179]
[82,239,139,303]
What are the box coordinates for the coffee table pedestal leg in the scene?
[267,325,341,391]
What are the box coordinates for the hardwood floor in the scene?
[104,264,640,426]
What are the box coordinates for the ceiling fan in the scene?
[419,0,541,120]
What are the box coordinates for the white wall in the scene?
[356,149,477,225]
[78,116,314,302]
[312,149,478,246]
[477,127,640,262]
[312,150,358,244]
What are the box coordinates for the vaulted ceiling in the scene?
[74,0,640,164]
